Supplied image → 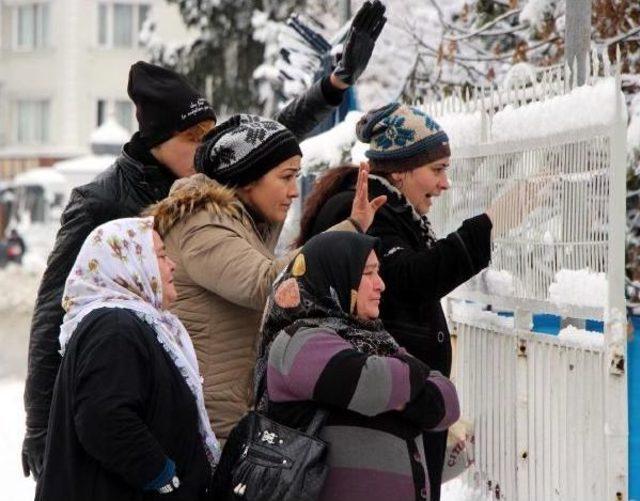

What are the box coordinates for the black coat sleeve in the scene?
[375,213,493,303]
[272,76,345,141]
[24,188,100,431]
[73,313,168,489]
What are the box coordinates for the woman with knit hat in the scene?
[296,103,494,501]
[145,114,385,445]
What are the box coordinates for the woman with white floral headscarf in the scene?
[36,217,220,501]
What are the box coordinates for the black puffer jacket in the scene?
[24,77,345,436]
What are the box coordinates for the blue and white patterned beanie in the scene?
[356,103,451,172]
[195,114,302,187]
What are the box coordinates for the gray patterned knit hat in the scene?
[195,114,302,187]
[356,103,451,172]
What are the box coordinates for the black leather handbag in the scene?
[210,364,329,501]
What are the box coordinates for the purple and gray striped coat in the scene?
[267,326,460,501]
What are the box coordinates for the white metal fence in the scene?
[424,51,628,500]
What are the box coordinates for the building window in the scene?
[96,99,107,127]
[114,100,133,131]
[97,2,150,48]
[96,99,134,132]
[14,2,50,50]
[15,100,50,144]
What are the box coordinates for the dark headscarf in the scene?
[259,232,399,357]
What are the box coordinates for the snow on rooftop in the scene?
[13,167,67,188]
[54,155,115,175]
[548,269,607,308]
[90,117,129,146]
[557,325,604,350]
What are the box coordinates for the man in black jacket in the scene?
[22,0,388,479]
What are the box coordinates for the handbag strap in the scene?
[255,354,329,438]
[304,408,329,437]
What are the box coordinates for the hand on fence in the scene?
[349,162,387,232]
[486,179,542,236]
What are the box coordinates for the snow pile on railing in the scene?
[548,268,607,308]
[482,269,516,296]
[492,78,622,142]
[557,325,604,350]
[450,301,514,330]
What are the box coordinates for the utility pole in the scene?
[565,0,592,86]
[339,0,351,24]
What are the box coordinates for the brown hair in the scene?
[295,165,358,248]
[178,119,215,142]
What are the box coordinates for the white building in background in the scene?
[0,0,192,179]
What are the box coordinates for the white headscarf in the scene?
[59,217,220,466]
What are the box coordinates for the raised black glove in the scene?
[332,0,387,86]
[22,428,47,480]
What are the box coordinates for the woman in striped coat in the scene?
[261,231,460,501]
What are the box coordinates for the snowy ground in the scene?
[0,233,46,500]
[0,304,36,501]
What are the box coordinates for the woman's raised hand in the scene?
[349,162,386,232]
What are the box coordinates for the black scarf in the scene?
[259,231,399,358]
[368,174,437,248]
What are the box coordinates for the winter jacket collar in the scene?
[367,174,436,248]
[147,173,282,249]
[147,173,241,236]
[119,133,178,203]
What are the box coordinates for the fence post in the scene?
[565,0,592,86]
[604,54,629,500]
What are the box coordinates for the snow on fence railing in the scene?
[423,49,628,500]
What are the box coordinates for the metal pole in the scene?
[565,0,592,86]
[339,0,351,25]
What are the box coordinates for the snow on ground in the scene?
[89,117,129,146]
[0,237,43,499]
[548,268,607,308]
[0,263,43,314]
[0,381,35,501]
[557,324,605,349]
